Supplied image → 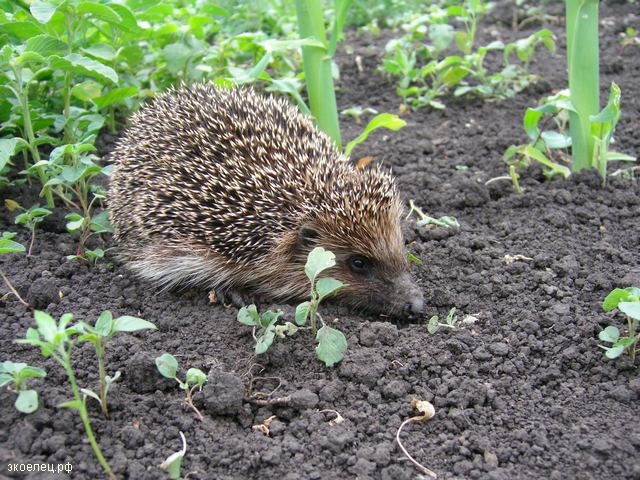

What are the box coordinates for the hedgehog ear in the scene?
[296,226,320,251]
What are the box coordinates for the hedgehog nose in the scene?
[404,296,424,316]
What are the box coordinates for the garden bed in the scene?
[1,1,639,479]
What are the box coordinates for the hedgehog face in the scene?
[296,201,424,318]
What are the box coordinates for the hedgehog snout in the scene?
[397,273,424,316]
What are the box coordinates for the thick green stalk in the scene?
[565,0,599,172]
[295,0,342,146]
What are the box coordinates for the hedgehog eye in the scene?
[348,255,373,275]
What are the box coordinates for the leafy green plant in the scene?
[406,200,459,229]
[6,200,51,256]
[427,307,458,334]
[0,360,46,414]
[500,80,634,192]
[155,353,207,421]
[619,26,639,54]
[0,231,30,309]
[16,311,115,479]
[237,305,299,354]
[76,311,156,418]
[65,200,113,260]
[599,287,640,361]
[295,247,348,367]
[381,3,555,109]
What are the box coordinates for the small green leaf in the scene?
[237,305,260,326]
[33,310,58,343]
[49,54,118,84]
[598,325,620,344]
[427,315,440,334]
[344,113,407,158]
[30,0,58,24]
[160,431,187,480]
[315,325,347,367]
[59,399,83,410]
[15,389,39,414]
[186,368,207,387]
[92,86,139,109]
[155,353,179,379]
[94,310,114,336]
[315,277,344,301]
[619,302,640,321]
[305,247,336,282]
[603,288,632,311]
[604,345,625,359]
[113,316,157,333]
[295,301,311,326]
[255,325,276,354]
[80,388,102,404]
[0,237,25,254]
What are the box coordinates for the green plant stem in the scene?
[565,0,599,172]
[57,348,115,479]
[294,0,342,146]
[95,339,109,418]
[9,68,55,208]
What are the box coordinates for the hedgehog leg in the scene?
[209,287,264,310]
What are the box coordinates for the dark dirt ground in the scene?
[1,1,640,479]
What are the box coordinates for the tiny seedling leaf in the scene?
[344,113,406,158]
[0,236,25,254]
[602,288,634,312]
[33,310,58,343]
[315,325,348,367]
[598,326,620,344]
[618,302,640,321]
[185,368,207,388]
[305,247,336,282]
[427,315,440,334]
[160,431,187,480]
[59,399,83,410]
[94,311,113,336]
[295,301,311,326]
[237,305,260,326]
[315,277,344,302]
[260,310,283,329]
[113,316,157,333]
[15,389,39,414]
[604,345,625,359]
[80,388,102,404]
[255,325,276,354]
[155,353,179,379]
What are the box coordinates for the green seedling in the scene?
[155,353,207,421]
[237,305,299,354]
[0,232,30,309]
[160,431,187,480]
[406,200,459,229]
[6,201,52,256]
[599,287,640,361]
[620,26,640,54]
[295,246,347,367]
[0,360,46,414]
[76,311,156,418]
[16,311,115,479]
[65,200,113,260]
[427,307,458,334]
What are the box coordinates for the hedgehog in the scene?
[108,84,424,317]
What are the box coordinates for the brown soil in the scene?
[1,1,639,479]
